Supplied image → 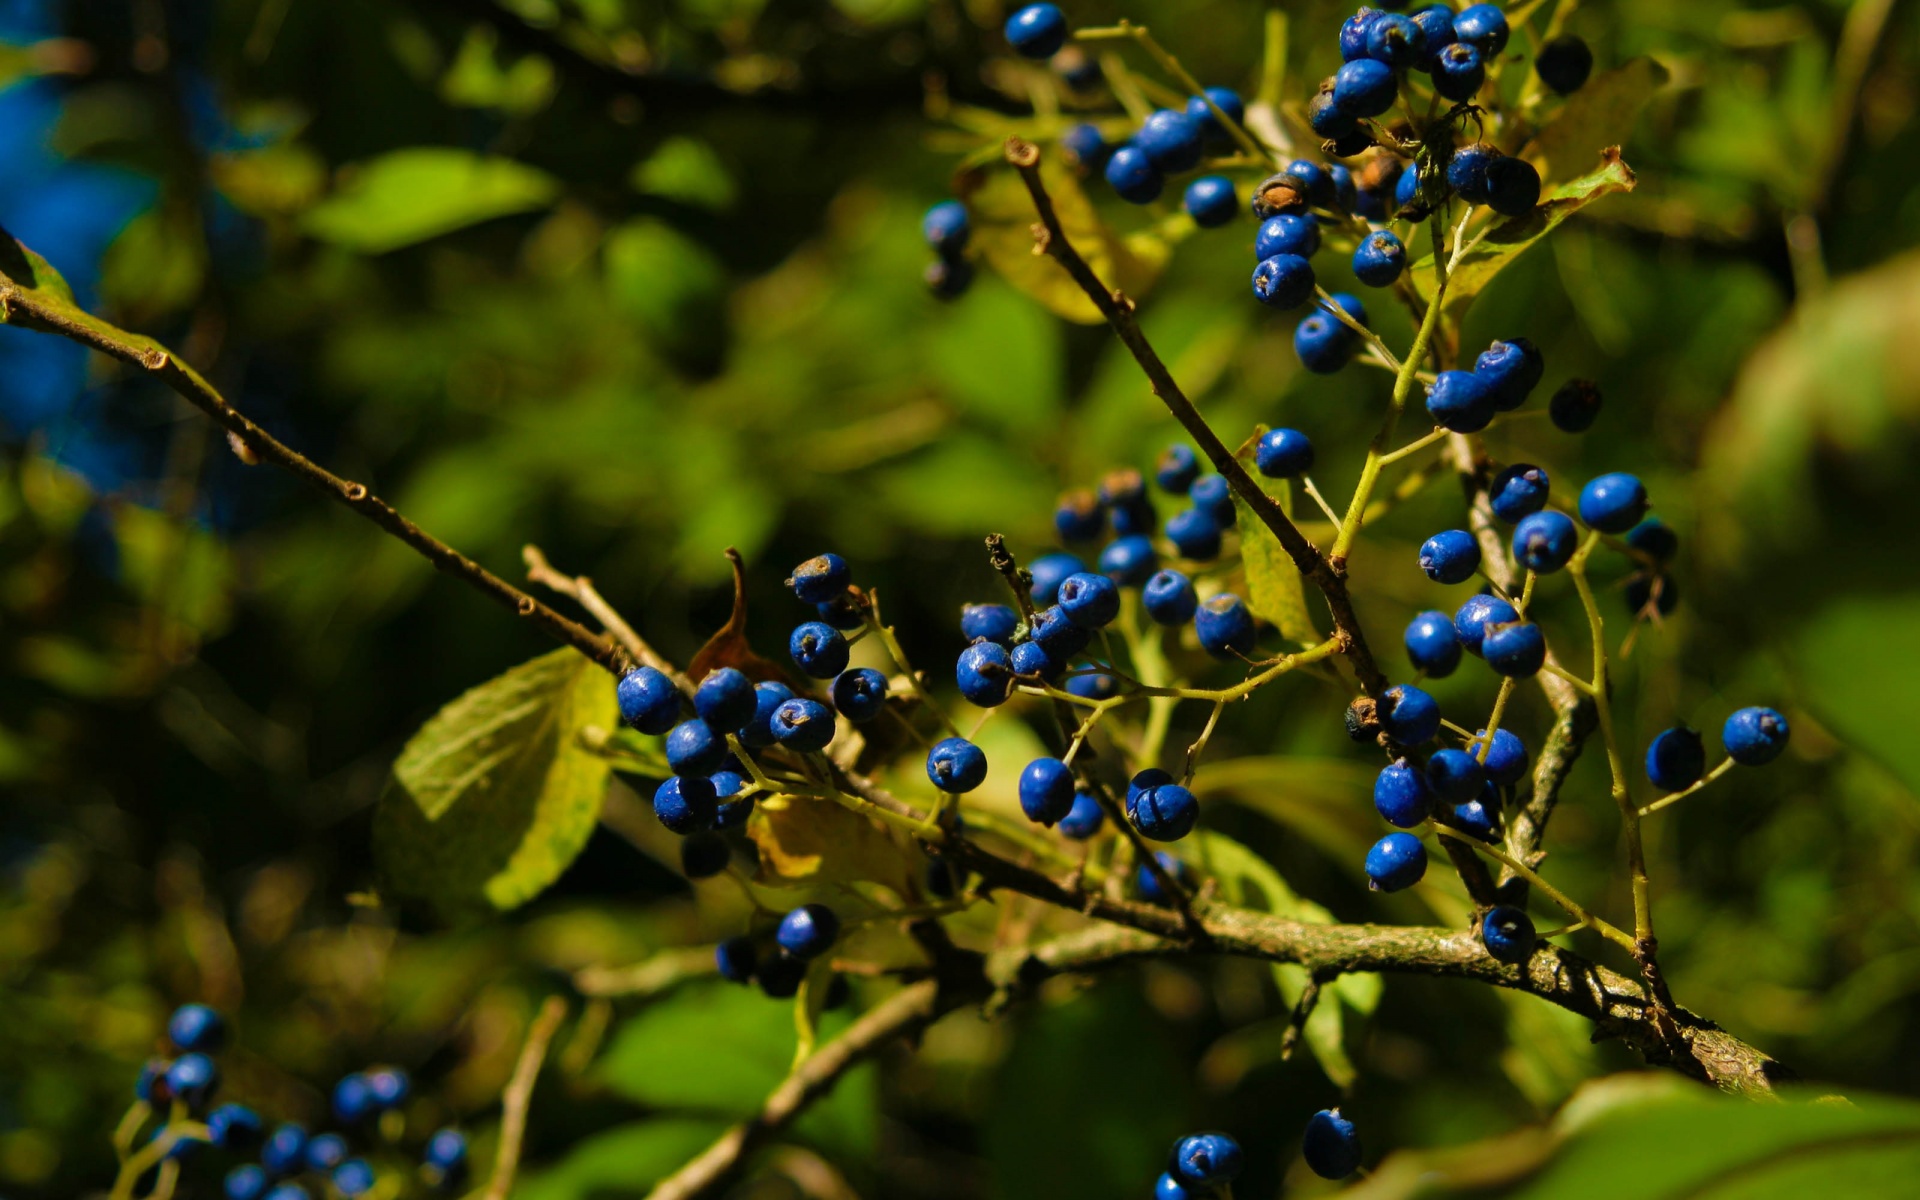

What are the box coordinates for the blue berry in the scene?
[1104,144,1164,204]
[1100,468,1155,534]
[1352,229,1406,286]
[1137,850,1195,905]
[1382,683,1441,744]
[1126,768,1174,820]
[1285,158,1338,209]
[1143,569,1199,625]
[1550,378,1602,431]
[306,1132,349,1172]
[1454,593,1520,655]
[226,1165,268,1200]
[1189,475,1236,527]
[1374,759,1432,827]
[1195,594,1256,658]
[1329,163,1359,211]
[1304,1108,1362,1178]
[1011,639,1064,681]
[713,770,754,829]
[770,698,836,751]
[136,1058,171,1103]
[1447,142,1502,205]
[1512,510,1578,573]
[653,775,717,834]
[956,641,1015,707]
[1483,620,1548,677]
[334,1160,376,1198]
[1482,904,1536,964]
[1578,472,1649,533]
[741,681,795,749]
[1252,253,1315,308]
[922,200,969,258]
[1184,176,1238,228]
[1332,58,1397,118]
[816,592,865,630]
[261,1123,308,1176]
[1166,507,1223,560]
[1058,790,1105,839]
[1627,519,1679,564]
[776,904,840,959]
[961,603,1019,645]
[265,1185,311,1200]
[1132,780,1199,841]
[758,950,807,998]
[1307,89,1359,139]
[1099,534,1160,585]
[1451,791,1500,841]
[1419,528,1482,584]
[1340,8,1383,61]
[831,667,890,723]
[1723,707,1789,766]
[1394,161,1421,208]
[1136,108,1204,172]
[617,666,680,735]
[426,1129,469,1173]
[926,737,988,793]
[1405,610,1462,677]
[1324,290,1368,328]
[1426,368,1497,432]
[1156,1173,1195,1200]
[168,1003,227,1053]
[1453,3,1510,54]
[681,833,730,878]
[1536,35,1594,94]
[788,554,850,604]
[924,258,974,300]
[1470,728,1529,785]
[1157,445,1202,494]
[1295,311,1358,374]
[166,1052,219,1110]
[1489,463,1549,521]
[789,621,849,679]
[1476,337,1544,410]
[1066,667,1121,700]
[1484,155,1542,216]
[1255,213,1321,259]
[1427,747,1487,803]
[695,668,757,733]
[1171,1132,1243,1186]
[1432,41,1485,100]
[1061,122,1110,173]
[1256,428,1315,478]
[715,936,757,984]
[666,718,727,776]
[1251,170,1310,218]
[1004,4,1068,58]
[1410,4,1455,50]
[1058,571,1121,628]
[1028,552,1086,606]
[1187,87,1247,145]
[1645,726,1705,791]
[1030,605,1093,659]
[369,1066,408,1108]
[1019,758,1077,826]
[1365,13,1426,67]
[1365,831,1427,892]
[207,1104,262,1148]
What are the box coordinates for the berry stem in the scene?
[1315,284,1401,368]
[1179,701,1228,785]
[864,607,964,740]
[1377,427,1450,466]
[1431,826,1636,951]
[1636,757,1738,818]
[1478,678,1517,761]
[1073,21,1276,165]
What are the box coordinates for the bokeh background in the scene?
[3,0,1919,1196]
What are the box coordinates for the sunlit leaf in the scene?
[1231,424,1320,645]
[747,793,915,897]
[1529,58,1670,191]
[969,156,1169,325]
[302,148,560,253]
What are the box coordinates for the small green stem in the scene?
[1477,677,1516,760]
[1377,427,1449,466]
[1638,757,1737,818]
[867,609,961,739]
[1432,826,1637,951]
[1075,22,1275,165]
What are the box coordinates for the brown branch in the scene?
[523,544,687,688]
[484,995,569,1200]
[1002,137,1388,698]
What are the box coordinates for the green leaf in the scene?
[514,1117,729,1200]
[1528,58,1670,194]
[968,156,1169,325]
[374,649,614,916]
[303,148,560,253]
[1794,593,1920,795]
[630,136,737,211]
[1409,149,1638,334]
[1230,425,1319,645]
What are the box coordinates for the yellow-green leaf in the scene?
[969,156,1169,325]
[1528,58,1670,194]
[303,148,560,254]
[1230,426,1320,645]
[376,649,615,916]
[746,793,915,898]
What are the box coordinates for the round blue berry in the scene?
[1195,594,1255,658]
[1136,108,1204,173]
[1365,832,1427,892]
[1382,683,1441,744]
[1057,790,1105,839]
[1426,369,1497,432]
[1256,428,1315,478]
[1186,87,1246,141]
[1470,728,1529,786]
[136,1058,171,1104]
[1419,529,1482,584]
[830,668,890,723]
[776,904,839,960]
[261,1123,308,1176]
[1065,667,1120,700]
[167,1003,226,1053]
[1426,747,1487,803]
[758,951,807,998]
[816,593,865,630]
[1332,57,1397,118]
[1142,569,1199,625]
[1477,337,1544,410]
[1723,707,1789,766]
[741,681,795,749]
[695,668,758,733]
[1453,3,1510,54]
[788,554,850,604]
[426,1129,469,1173]
[1137,850,1195,905]
[1156,444,1201,494]
[1365,12,1426,67]
[1166,507,1223,560]
[1252,253,1315,308]
[713,770,754,829]
[1484,155,1542,216]
[666,718,727,776]
[369,1066,408,1109]
[961,603,1019,645]
[1454,593,1520,655]
[926,737,988,793]
[1061,122,1110,172]
[715,936,757,984]
[1304,1109,1362,1179]
[1011,638,1064,681]
[1447,142,1502,205]
[1432,41,1485,100]
[924,258,973,300]
[922,200,969,258]
[1512,510,1578,573]
[1101,468,1155,534]
[1156,1172,1195,1200]
[681,832,730,879]
[1483,620,1548,677]
[1550,378,1603,432]
[1374,759,1432,827]
[207,1104,262,1148]
[770,698,836,751]
[306,1132,349,1172]
[1410,4,1456,51]
[956,641,1015,707]
[1489,463,1549,521]
[1105,144,1163,204]
[334,1160,376,1198]
[1255,213,1321,260]
[1004,4,1068,58]
[1030,605,1093,659]
[1099,535,1159,586]
[1126,768,1174,820]
[1133,781,1199,841]
[166,1052,219,1110]
[617,666,681,735]
[1285,159,1338,209]
[654,775,718,834]
[1579,472,1649,533]
[1308,89,1358,139]
[789,621,850,680]
[1340,8,1383,61]
[1394,161,1421,208]
[1295,311,1357,374]
[1171,1132,1243,1186]
[1537,34,1594,94]
[1329,163,1359,211]
[226,1164,268,1200]
[1482,904,1536,964]
[1405,610,1462,677]
[1352,229,1406,287]
[1189,475,1236,527]
[265,1185,311,1200]
[1645,725,1705,791]
[1019,758,1077,826]
[1451,792,1500,841]
[1028,552,1086,606]
[1184,176,1238,228]
[1627,519,1679,565]
[1058,572,1121,628]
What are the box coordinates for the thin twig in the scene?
[483,996,568,1200]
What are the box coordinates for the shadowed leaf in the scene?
[1231,425,1320,645]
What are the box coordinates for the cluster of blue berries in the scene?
[1150,1110,1368,1194]
[131,1005,466,1200]
[713,902,853,1005]
[921,198,974,300]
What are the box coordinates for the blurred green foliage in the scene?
[2,0,1919,1196]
